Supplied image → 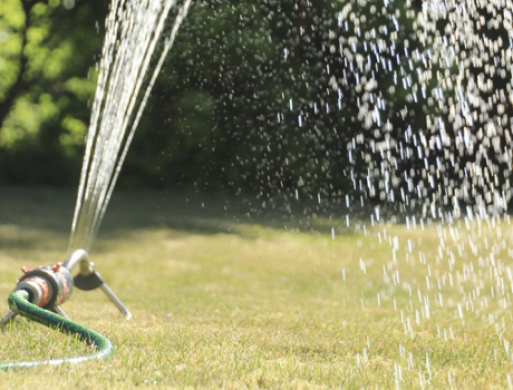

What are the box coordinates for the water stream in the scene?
[68,0,192,252]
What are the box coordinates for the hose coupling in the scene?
[15,263,74,309]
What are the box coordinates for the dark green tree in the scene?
[0,0,106,184]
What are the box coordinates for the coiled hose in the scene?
[0,290,114,370]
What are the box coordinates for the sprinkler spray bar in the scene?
[1,249,131,325]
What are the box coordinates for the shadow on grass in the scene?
[0,186,374,251]
[0,187,76,233]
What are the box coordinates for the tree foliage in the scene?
[0,0,105,184]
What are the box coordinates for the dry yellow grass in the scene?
[1,188,513,389]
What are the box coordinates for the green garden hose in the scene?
[0,290,114,370]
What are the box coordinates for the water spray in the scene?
[0,249,130,370]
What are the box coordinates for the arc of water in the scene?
[79,0,172,246]
[91,0,194,243]
[69,0,192,252]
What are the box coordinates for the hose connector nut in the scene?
[16,264,74,308]
[14,278,49,307]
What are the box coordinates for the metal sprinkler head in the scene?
[1,249,131,324]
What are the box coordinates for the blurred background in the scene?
[0,0,423,202]
[1,0,509,213]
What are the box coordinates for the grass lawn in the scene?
[1,187,513,389]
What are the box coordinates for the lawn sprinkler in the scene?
[0,249,130,370]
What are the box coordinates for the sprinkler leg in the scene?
[73,263,132,320]
[100,283,132,320]
[0,311,16,325]
[51,305,69,319]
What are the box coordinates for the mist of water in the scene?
[322,0,513,383]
